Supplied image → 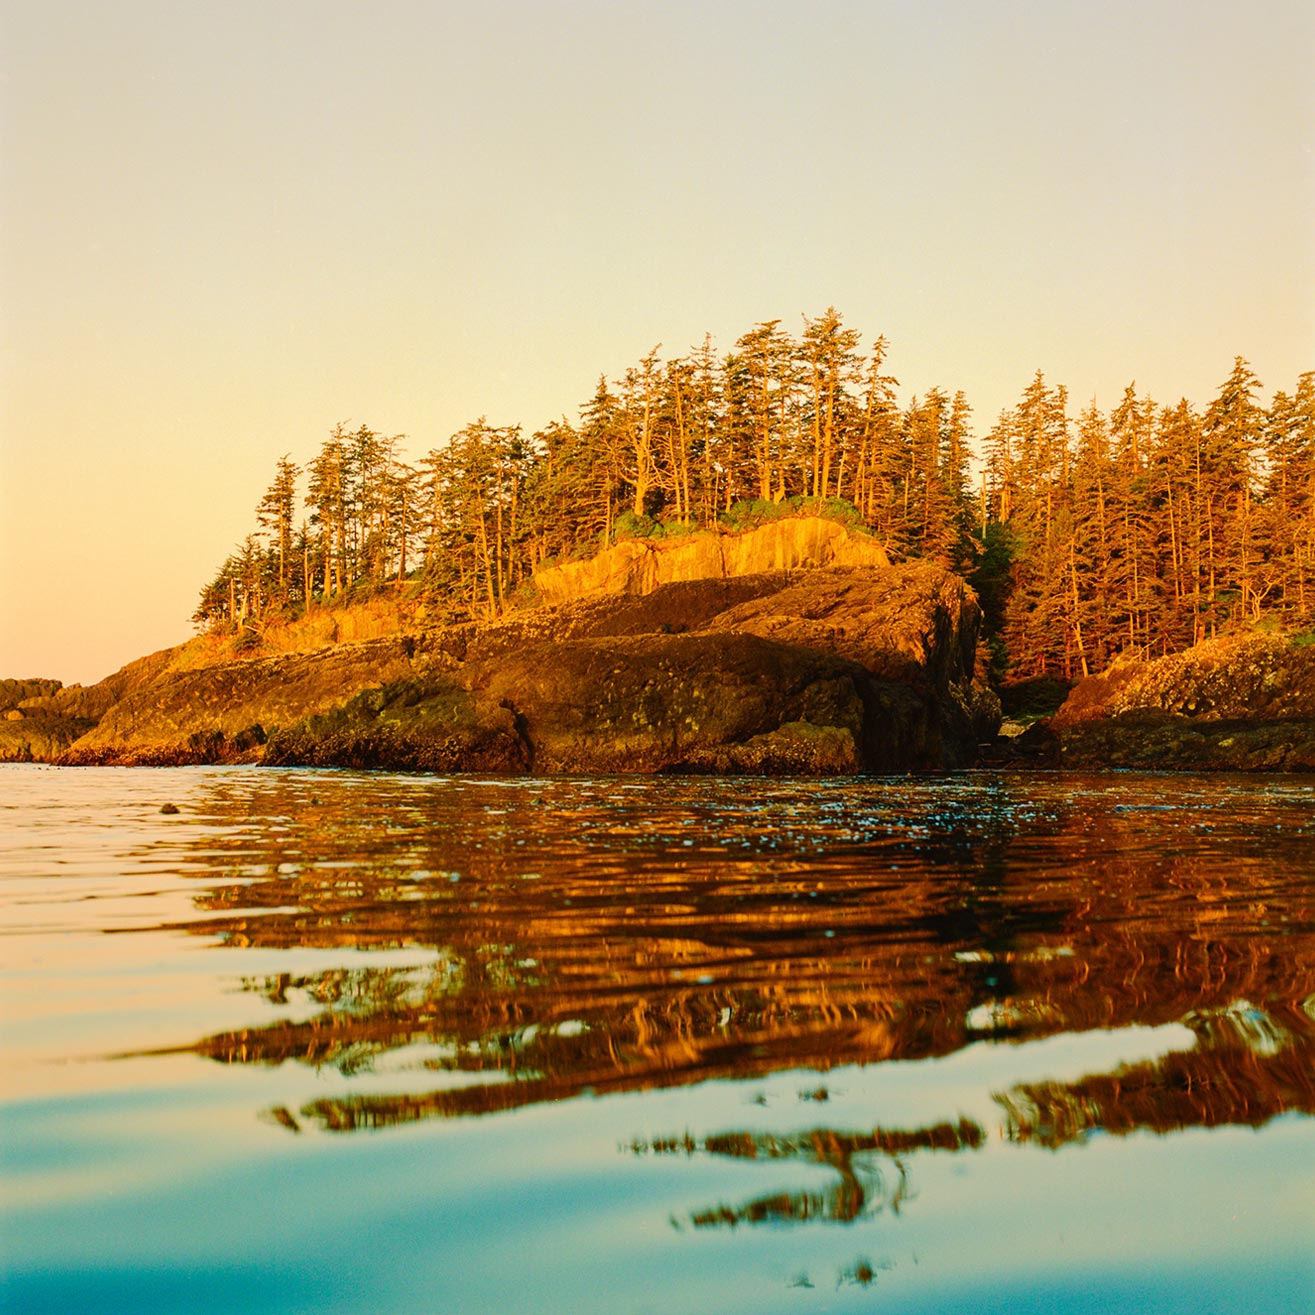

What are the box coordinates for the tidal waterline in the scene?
[2,763,1312,1314]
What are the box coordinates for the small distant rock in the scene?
[159,802,180,815]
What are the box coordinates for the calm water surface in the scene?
[1,763,1312,1314]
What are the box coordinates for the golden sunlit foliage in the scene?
[195,315,1313,679]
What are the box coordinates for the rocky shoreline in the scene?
[4,525,993,774]
[6,521,1313,775]
[1048,634,1315,772]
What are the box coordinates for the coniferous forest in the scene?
[194,309,1315,682]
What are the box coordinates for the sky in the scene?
[2,0,1312,687]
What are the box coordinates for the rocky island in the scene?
[7,334,1312,775]
[8,512,1314,774]
[3,517,999,775]
[1048,633,1315,771]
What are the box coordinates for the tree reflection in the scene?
[997,1000,1315,1146]
[635,1119,980,1229]
[129,773,1315,1154]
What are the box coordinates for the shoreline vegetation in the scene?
[7,312,1314,772]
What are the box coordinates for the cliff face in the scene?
[533,516,890,605]
[261,561,984,776]
[19,518,990,775]
[1052,634,1315,771]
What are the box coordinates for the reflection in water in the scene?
[120,772,1315,1158]
[635,1118,981,1228]
[997,999,1314,1146]
[4,765,1314,1315]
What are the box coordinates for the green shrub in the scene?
[653,518,699,539]
[719,498,792,532]
[611,510,662,542]
[719,495,869,535]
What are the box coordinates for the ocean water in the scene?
[2,763,1312,1314]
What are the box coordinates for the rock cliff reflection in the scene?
[131,773,1315,1180]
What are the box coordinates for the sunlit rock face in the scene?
[0,677,64,707]
[0,677,94,762]
[264,562,985,774]
[532,516,891,605]
[1052,634,1315,771]
[0,656,179,761]
[705,561,976,691]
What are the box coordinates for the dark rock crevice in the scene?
[500,698,536,773]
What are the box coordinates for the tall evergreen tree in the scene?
[800,306,862,499]
[1260,371,1315,623]
[1200,357,1265,627]
[848,336,900,531]
[256,454,299,599]
[306,425,348,599]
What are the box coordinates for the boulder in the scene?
[469,630,873,774]
[1053,634,1315,772]
[704,562,991,764]
[264,676,526,774]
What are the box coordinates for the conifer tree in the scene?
[656,355,696,524]
[1148,399,1205,647]
[996,374,1076,675]
[256,455,299,599]
[1201,357,1265,627]
[848,336,900,530]
[620,347,662,519]
[1106,384,1158,651]
[578,376,627,539]
[1260,372,1315,623]
[306,425,348,599]
[800,306,862,499]
[733,320,794,502]
[689,333,724,525]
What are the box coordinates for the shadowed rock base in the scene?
[1057,713,1315,772]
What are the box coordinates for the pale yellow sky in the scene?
[3,0,1312,685]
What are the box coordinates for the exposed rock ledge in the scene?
[24,547,990,774]
[532,516,890,605]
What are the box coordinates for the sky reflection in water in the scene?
[1,764,1313,1314]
